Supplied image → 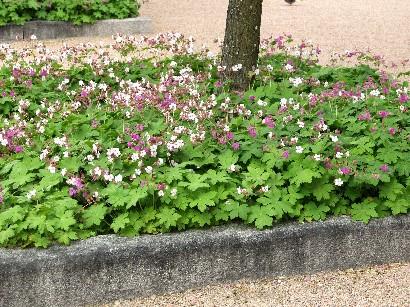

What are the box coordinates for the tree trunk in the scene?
[221,0,263,91]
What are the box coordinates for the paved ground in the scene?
[105,263,410,307]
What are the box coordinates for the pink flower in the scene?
[69,187,77,197]
[232,142,240,150]
[248,126,257,138]
[357,111,371,121]
[282,151,289,159]
[214,80,223,88]
[379,164,389,172]
[378,110,390,118]
[131,133,140,141]
[399,93,408,103]
[339,167,351,175]
[262,116,276,129]
[388,128,396,136]
[226,132,234,140]
[14,145,23,153]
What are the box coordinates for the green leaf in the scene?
[224,201,249,220]
[83,204,107,227]
[126,188,148,209]
[160,166,185,184]
[59,157,82,172]
[243,163,270,186]
[350,200,378,223]
[179,173,210,191]
[38,171,62,191]
[56,231,78,245]
[310,181,334,201]
[0,227,15,245]
[103,186,129,207]
[156,207,181,228]
[379,180,404,201]
[376,148,400,164]
[248,205,273,229]
[191,211,212,227]
[189,191,217,212]
[205,170,230,185]
[290,169,321,187]
[300,202,330,222]
[385,199,409,215]
[111,213,130,233]
[56,211,77,231]
[218,150,239,170]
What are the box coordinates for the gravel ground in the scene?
[7,0,410,67]
[139,0,410,65]
[104,263,410,307]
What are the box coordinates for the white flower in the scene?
[330,135,338,142]
[261,185,269,193]
[170,188,178,197]
[104,173,114,182]
[26,189,36,200]
[334,178,344,186]
[48,165,56,174]
[229,164,236,172]
[370,89,380,97]
[93,167,102,176]
[345,151,350,157]
[114,174,123,183]
[266,64,273,72]
[158,190,165,197]
[63,151,69,158]
[257,99,267,107]
[335,152,344,159]
[289,77,303,87]
[313,154,321,161]
[291,137,298,143]
[135,169,141,176]
[297,120,305,128]
[61,168,67,176]
[30,34,37,40]
[145,166,153,174]
[284,64,294,71]
[295,146,304,154]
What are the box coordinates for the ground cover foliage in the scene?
[0,34,409,248]
[0,0,139,26]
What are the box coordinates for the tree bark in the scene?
[221,0,263,91]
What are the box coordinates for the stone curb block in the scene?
[0,215,409,307]
[0,17,152,41]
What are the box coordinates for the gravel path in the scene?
[105,263,410,307]
[8,0,410,66]
[140,0,410,65]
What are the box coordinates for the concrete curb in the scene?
[0,215,409,307]
[0,17,152,41]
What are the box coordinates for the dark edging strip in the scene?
[0,17,152,41]
[0,215,409,307]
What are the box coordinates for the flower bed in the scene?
[0,34,409,248]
